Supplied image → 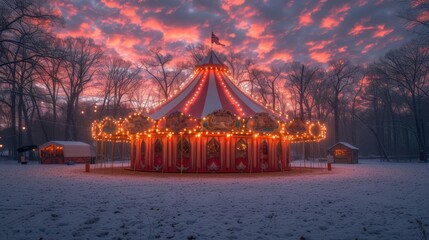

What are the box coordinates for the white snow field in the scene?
[0,160,428,240]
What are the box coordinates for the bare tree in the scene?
[359,67,397,160]
[307,76,331,122]
[401,0,429,37]
[224,51,247,84]
[325,59,361,143]
[0,0,59,159]
[34,39,65,139]
[185,43,210,66]
[0,0,60,67]
[264,65,284,111]
[286,62,320,120]
[374,39,429,161]
[247,67,269,106]
[243,64,285,111]
[128,83,153,113]
[141,48,186,102]
[99,56,141,118]
[60,37,103,140]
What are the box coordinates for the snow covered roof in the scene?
[328,142,359,150]
[149,50,280,120]
[39,141,91,157]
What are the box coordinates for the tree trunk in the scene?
[333,95,340,143]
[299,64,305,120]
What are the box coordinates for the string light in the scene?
[92,111,326,143]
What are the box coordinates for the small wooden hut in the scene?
[39,141,92,164]
[328,142,359,164]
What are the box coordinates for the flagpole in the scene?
[210,31,213,51]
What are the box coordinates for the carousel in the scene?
[91,50,326,173]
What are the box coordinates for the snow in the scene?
[328,142,359,150]
[0,160,428,240]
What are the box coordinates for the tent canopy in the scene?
[149,50,281,120]
[39,141,91,158]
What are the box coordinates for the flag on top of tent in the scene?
[211,32,225,46]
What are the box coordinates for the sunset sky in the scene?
[52,0,417,66]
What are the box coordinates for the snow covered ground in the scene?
[0,160,428,240]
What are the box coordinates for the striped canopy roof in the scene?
[149,50,279,120]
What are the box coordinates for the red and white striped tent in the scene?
[149,50,280,120]
[124,50,289,172]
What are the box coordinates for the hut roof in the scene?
[39,141,91,157]
[328,142,359,150]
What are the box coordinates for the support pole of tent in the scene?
[94,139,101,167]
[111,140,115,169]
[163,137,167,173]
[121,141,124,169]
[180,133,183,174]
[104,139,107,168]
[324,139,327,169]
[317,141,321,168]
[101,138,105,168]
[98,139,102,168]
[311,141,314,168]
[191,137,195,172]
[302,142,305,168]
[95,140,98,168]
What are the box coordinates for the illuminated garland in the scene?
[91,111,327,143]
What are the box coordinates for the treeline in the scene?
[0,0,428,161]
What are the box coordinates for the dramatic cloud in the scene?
[51,0,417,66]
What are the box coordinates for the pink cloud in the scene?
[373,25,394,38]
[299,12,313,26]
[258,38,275,54]
[120,4,148,26]
[221,0,245,11]
[101,17,126,26]
[417,11,429,22]
[56,22,103,45]
[106,34,142,60]
[306,40,333,52]
[236,20,250,30]
[53,2,78,20]
[349,24,374,36]
[247,22,267,38]
[356,39,365,46]
[310,51,332,63]
[361,43,375,53]
[142,18,200,44]
[356,0,368,7]
[320,4,351,29]
[338,46,347,53]
[273,52,292,62]
[298,1,326,28]
[100,0,121,9]
[241,5,258,18]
